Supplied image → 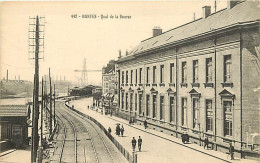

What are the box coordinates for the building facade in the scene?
[116,1,260,158]
[102,60,118,110]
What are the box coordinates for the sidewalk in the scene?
[0,146,30,163]
[70,98,258,163]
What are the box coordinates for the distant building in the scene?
[116,1,260,159]
[102,60,118,111]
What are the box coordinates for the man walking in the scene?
[229,143,235,160]
[144,120,148,129]
[204,136,209,149]
[138,136,142,152]
[131,137,137,152]
[120,125,124,137]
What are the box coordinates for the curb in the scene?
[107,116,231,163]
[0,149,17,157]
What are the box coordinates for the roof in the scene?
[118,1,260,62]
[0,105,28,117]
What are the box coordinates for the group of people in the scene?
[131,136,142,152]
[115,124,125,137]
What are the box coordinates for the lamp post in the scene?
[198,122,201,146]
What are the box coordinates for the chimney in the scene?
[227,0,241,9]
[153,27,162,37]
[202,6,211,19]
[118,50,122,59]
[6,69,8,81]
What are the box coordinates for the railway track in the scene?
[52,101,124,163]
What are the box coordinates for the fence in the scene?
[65,102,135,163]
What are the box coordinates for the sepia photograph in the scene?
[0,0,259,162]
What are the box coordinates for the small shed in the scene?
[0,105,29,148]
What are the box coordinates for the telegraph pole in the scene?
[49,68,52,136]
[28,15,45,162]
[41,77,44,144]
[54,84,56,126]
[32,16,40,163]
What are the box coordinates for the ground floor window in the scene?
[169,96,175,123]
[153,95,157,118]
[121,93,124,109]
[135,93,137,111]
[193,98,199,128]
[224,100,233,136]
[130,93,133,111]
[126,93,128,110]
[182,98,187,126]
[139,94,143,114]
[206,99,213,132]
[160,96,165,120]
[146,95,150,116]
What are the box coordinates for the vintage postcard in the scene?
[0,1,259,163]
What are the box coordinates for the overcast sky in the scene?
[0,0,227,85]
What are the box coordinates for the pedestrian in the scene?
[131,137,137,152]
[116,124,120,136]
[144,120,148,129]
[138,136,142,152]
[87,105,89,109]
[204,136,209,149]
[229,143,235,160]
[108,127,112,134]
[120,125,124,137]
[129,119,132,125]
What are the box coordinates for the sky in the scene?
[0,0,227,86]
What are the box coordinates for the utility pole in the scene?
[31,75,35,163]
[41,77,44,144]
[32,16,40,163]
[54,84,56,126]
[28,15,45,163]
[49,68,52,137]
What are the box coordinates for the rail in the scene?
[65,101,133,163]
[56,103,77,163]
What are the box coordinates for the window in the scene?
[130,93,133,111]
[169,97,175,122]
[153,66,157,83]
[224,101,233,136]
[193,60,199,83]
[160,65,164,83]
[131,70,133,84]
[152,95,157,118]
[206,99,213,132]
[135,93,137,111]
[224,55,232,82]
[160,96,165,120]
[139,94,143,114]
[146,67,150,84]
[170,63,174,83]
[135,69,138,84]
[182,62,187,83]
[126,93,128,110]
[122,93,124,109]
[146,95,150,116]
[182,98,187,126]
[122,71,124,84]
[139,68,142,83]
[206,58,212,83]
[192,98,199,128]
[126,71,128,84]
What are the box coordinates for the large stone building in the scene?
[116,1,260,158]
